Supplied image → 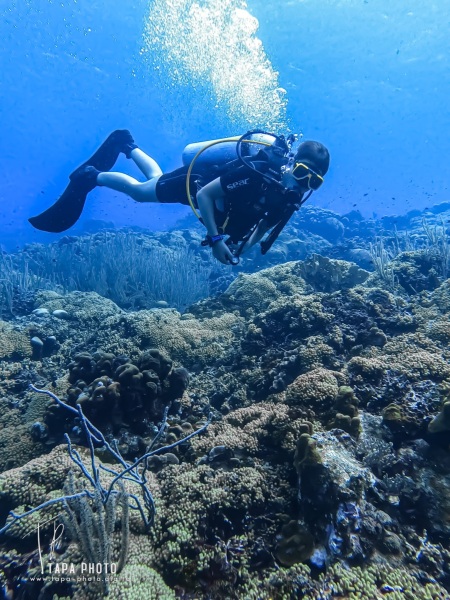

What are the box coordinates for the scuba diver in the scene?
[29,129,330,265]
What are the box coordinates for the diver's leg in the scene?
[97,171,161,203]
[128,148,163,180]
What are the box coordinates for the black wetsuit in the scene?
[155,155,295,244]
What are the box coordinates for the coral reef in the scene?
[0,321,32,360]
[298,254,370,293]
[1,207,450,598]
[44,349,190,453]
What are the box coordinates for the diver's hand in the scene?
[212,240,236,265]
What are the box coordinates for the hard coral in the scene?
[285,368,342,414]
[45,349,190,446]
[0,321,32,360]
[299,254,369,293]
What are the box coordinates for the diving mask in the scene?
[291,162,324,190]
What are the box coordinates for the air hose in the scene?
[185,134,276,219]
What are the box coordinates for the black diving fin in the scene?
[28,129,133,233]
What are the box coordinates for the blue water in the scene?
[1,0,449,250]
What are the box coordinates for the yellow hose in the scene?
[185,136,274,219]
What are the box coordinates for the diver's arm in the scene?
[239,219,271,254]
[196,178,223,236]
[196,178,235,264]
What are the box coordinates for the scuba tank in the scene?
[182,139,237,168]
[181,133,279,170]
[182,132,284,222]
